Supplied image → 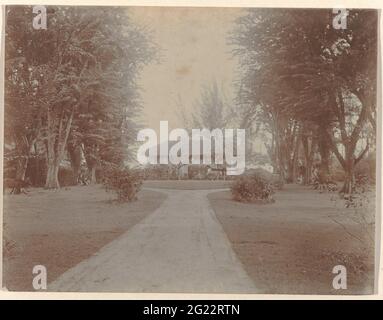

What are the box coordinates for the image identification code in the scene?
[143,304,240,317]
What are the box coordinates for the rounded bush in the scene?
[102,166,143,202]
[231,173,275,203]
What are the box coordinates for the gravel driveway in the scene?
[49,188,257,293]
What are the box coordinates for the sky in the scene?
[128,7,245,137]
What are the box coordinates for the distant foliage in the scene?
[231,173,275,203]
[244,168,284,190]
[143,165,171,180]
[102,166,143,202]
[354,152,376,184]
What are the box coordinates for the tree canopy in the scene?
[4,6,156,188]
[231,9,377,192]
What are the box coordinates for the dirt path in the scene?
[49,188,256,293]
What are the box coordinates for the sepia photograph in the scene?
[1,5,379,295]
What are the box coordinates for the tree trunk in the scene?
[68,144,82,185]
[304,161,312,185]
[83,141,99,185]
[339,144,357,194]
[274,129,286,183]
[45,141,61,189]
[10,157,30,194]
[328,89,369,195]
[340,160,355,194]
[286,159,295,183]
[16,157,29,181]
[45,160,60,189]
[292,146,300,183]
[302,134,315,185]
[89,166,97,184]
[73,163,81,185]
[318,131,331,176]
[287,133,300,183]
[45,106,75,189]
[13,134,33,192]
[84,153,97,184]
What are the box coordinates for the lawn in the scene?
[3,185,167,291]
[2,180,376,294]
[208,184,375,294]
[143,179,231,190]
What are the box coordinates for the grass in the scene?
[3,180,376,294]
[208,184,375,294]
[3,185,167,291]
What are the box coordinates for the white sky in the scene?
[129,7,244,137]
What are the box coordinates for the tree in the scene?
[192,81,229,130]
[5,6,156,188]
[231,9,377,192]
[322,11,377,193]
[4,6,48,183]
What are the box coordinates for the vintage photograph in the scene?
[2,6,378,294]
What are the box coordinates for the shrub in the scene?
[355,152,376,183]
[311,168,338,193]
[143,165,170,180]
[102,166,143,202]
[343,173,373,209]
[231,173,275,203]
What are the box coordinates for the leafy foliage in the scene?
[343,173,373,208]
[231,173,275,203]
[102,166,143,202]
[231,9,377,192]
[4,6,156,188]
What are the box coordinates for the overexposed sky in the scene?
[129,7,244,136]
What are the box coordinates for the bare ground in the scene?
[3,185,167,291]
[208,184,375,295]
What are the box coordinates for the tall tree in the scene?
[192,81,229,130]
[231,9,377,191]
[4,6,48,182]
[4,6,156,188]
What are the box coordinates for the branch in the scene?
[326,130,346,169]
[354,141,369,165]
[350,103,368,150]
[367,106,376,132]
[331,91,348,143]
